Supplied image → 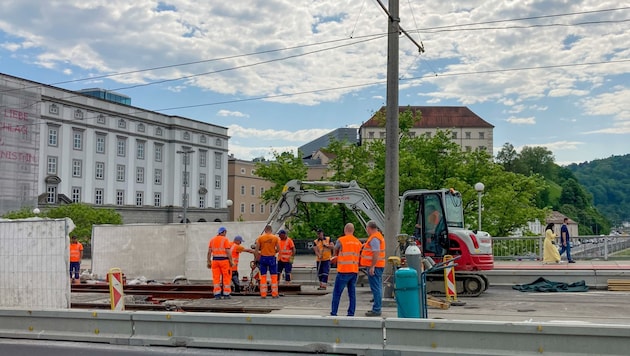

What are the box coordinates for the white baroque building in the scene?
[1,73,230,223]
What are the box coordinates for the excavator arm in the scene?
[265,180,386,233]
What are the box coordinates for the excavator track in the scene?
[425,272,489,297]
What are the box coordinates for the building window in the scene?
[199,150,207,167]
[154,193,161,207]
[116,190,125,205]
[74,109,84,120]
[368,131,374,139]
[72,159,82,177]
[215,138,222,146]
[137,123,145,132]
[95,162,105,179]
[478,146,487,152]
[251,186,255,196]
[250,204,255,214]
[452,132,457,139]
[154,169,162,185]
[136,191,143,206]
[136,141,145,160]
[136,167,144,183]
[260,187,265,195]
[46,185,57,204]
[240,185,245,195]
[118,119,126,129]
[97,114,106,124]
[425,132,432,138]
[155,127,163,136]
[214,152,222,169]
[465,146,472,152]
[240,203,245,214]
[479,132,485,139]
[200,135,207,144]
[117,137,126,157]
[73,130,83,150]
[214,175,221,189]
[96,134,106,153]
[240,168,245,174]
[379,131,386,138]
[199,196,205,209]
[71,187,81,203]
[183,131,191,140]
[214,196,221,209]
[154,144,162,162]
[465,132,471,139]
[408,131,416,138]
[199,173,206,187]
[260,204,264,214]
[48,127,58,146]
[47,156,58,175]
[95,188,104,205]
[116,164,125,181]
[49,104,59,115]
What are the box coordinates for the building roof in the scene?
[298,127,358,159]
[361,106,494,129]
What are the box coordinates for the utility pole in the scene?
[177,149,195,224]
[383,0,400,297]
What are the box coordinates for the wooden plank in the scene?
[427,295,450,310]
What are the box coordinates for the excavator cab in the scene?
[405,191,450,258]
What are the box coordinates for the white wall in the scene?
[0,218,74,309]
[91,222,264,282]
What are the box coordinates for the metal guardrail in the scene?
[492,235,630,261]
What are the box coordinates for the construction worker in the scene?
[69,235,83,284]
[360,220,386,317]
[277,230,296,284]
[313,228,334,290]
[255,225,280,298]
[330,223,362,317]
[230,235,254,293]
[207,226,234,299]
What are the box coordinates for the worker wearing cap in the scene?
[313,228,334,290]
[255,225,280,298]
[230,235,254,293]
[277,230,296,284]
[330,223,362,317]
[207,226,234,299]
[360,220,386,317]
[69,235,84,284]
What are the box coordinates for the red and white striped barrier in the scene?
[108,268,125,311]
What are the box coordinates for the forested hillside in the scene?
[567,154,630,225]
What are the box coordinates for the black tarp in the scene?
[512,277,589,292]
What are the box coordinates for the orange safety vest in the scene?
[314,237,332,261]
[278,238,295,262]
[231,243,245,271]
[69,242,83,262]
[336,235,362,273]
[359,231,386,268]
[209,235,230,259]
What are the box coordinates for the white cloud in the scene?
[505,116,536,125]
[217,110,249,118]
[515,141,584,152]
[228,124,333,142]
[229,144,298,161]
[1,42,20,51]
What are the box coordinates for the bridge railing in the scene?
[491,235,630,261]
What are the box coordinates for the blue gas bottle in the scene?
[394,267,420,318]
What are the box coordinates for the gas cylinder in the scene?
[394,267,420,318]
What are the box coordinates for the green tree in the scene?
[254,151,307,204]
[2,203,122,243]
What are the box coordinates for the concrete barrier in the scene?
[384,318,630,355]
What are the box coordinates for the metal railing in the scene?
[491,235,630,261]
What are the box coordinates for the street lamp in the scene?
[474,182,485,231]
[176,149,195,224]
[226,199,233,221]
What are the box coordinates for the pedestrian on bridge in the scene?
[330,223,362,317]
[559,218,575,263]
[543,223,561,264]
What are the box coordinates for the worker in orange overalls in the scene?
[207,226,234,299]
[230,235,253,293]
[330,223,362,316]
[69,235,84,284]
[360,220,386,317]
[255,225,280,298]
[277,230,296,284]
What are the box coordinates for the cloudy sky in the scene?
[1,1,628,165]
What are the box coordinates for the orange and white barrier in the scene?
[108,268,125,311]
[443,255,458,303]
